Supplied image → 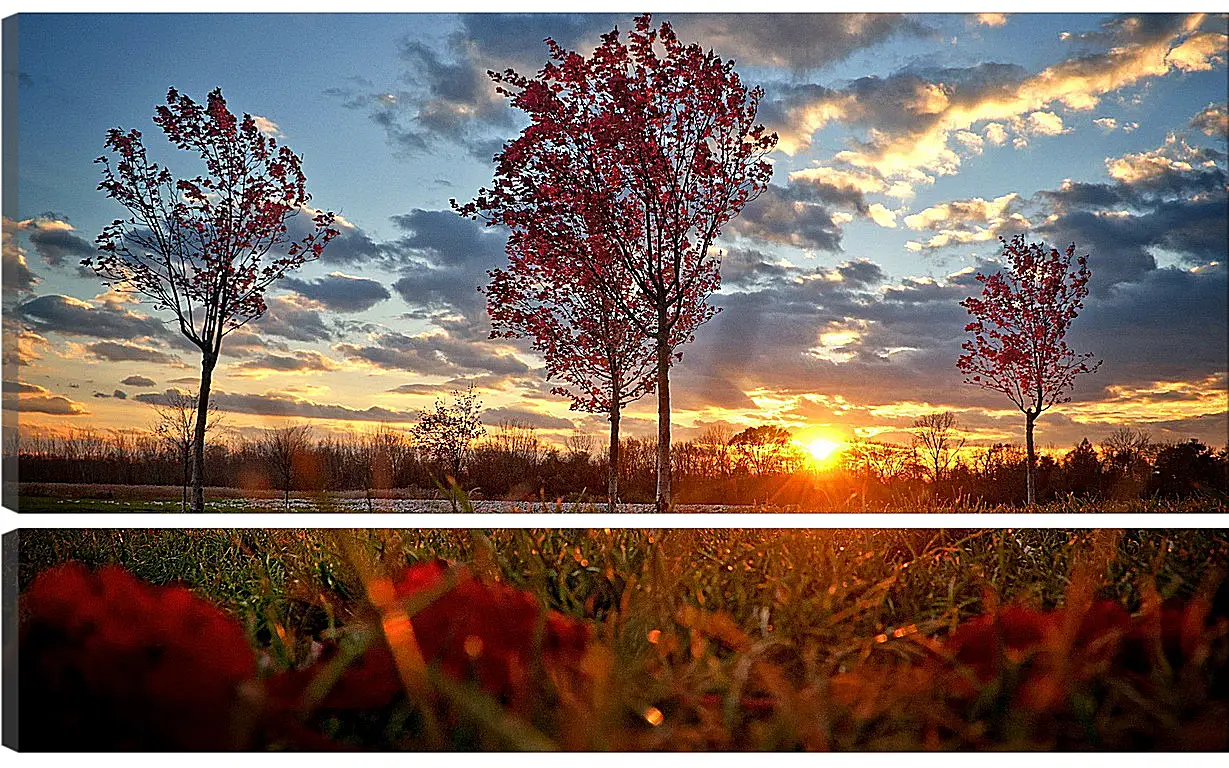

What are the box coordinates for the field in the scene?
[15,527,1229,750]
[13,482,1228,513]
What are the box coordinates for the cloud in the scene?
[233,350,341,374]
[330,14,928,156]
[336,330,530,377]
[251,115,282,137]
[725,183,847,251]
[249,295,334,342]
[93,390,127,400]
[282,272,392,312]
[902,192,1029,251]
[2,222,39,295]
[18,294,168,340]
[1104,136,1225,187]
[975,13,1010,28]
[771,14,1227,190]
[121,375,157,388]
[86,341,183,365]
[3,381,47,394]
[668,14,930,71]
[135,388,418,423]
[385,382,457,396]
[386,208,508,325]
[6,393,89,415]
[482,406,575,430]
[15,215,94,267]
[1190,102,1228,136]
[1035,133,1227,283]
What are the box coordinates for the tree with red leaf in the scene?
[482,226,658,513]
[85,88,338,513]
[456,15,776,511]
[958,235,1101,505]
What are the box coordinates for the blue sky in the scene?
[5,12,1227,452]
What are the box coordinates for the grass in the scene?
[16,528,1229,750]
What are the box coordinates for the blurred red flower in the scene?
[19,563,258,751]
[275,559,591,713]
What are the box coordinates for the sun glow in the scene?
[805,437,845,468]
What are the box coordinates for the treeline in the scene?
[12,422,1228,507]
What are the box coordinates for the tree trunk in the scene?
[1025,411,1036,506]
[189,352,217,514]
[655,315,672,513]
[607,404,621,515]
[181,444,189,514]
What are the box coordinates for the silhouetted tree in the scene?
[911,412,966,485]
[1059,438,1103,498]
[257,424,312,509]
[147,389,222,512]
[1149,439,1224,498]
[729,425,800,475]
[412,386,486,488]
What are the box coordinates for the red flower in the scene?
[19,563,257,751]
[277,559,591,713]
[944,604,1058,683]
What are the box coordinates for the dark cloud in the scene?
[674,235,1224,446]
[18,294,167,340]
[1073,263,1228,388]
[1190,102,1228,137]
[93,390,127,400]
[2,381,46,394]
[135,389,417,423]
[1036,141,1228,288]
[336,330,529,377]
[386,209,508,325]
[282,272,392,312]
[482,406,575,430]
[672,14,930,70]
[330,13,923,156]
[5,394,88,416]
[2,241,39,294]
[233,351,339,374]
[726,183,846,251]
[87,341,182,365]
[249,296,334,342]
[26,224,93,267]
[121,375,157,388]
[386,382,450,396]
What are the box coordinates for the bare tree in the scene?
[565,433,596,460]
[147,389,222,512]
[1101,427,1154,498]
[911,412,966,484]
[412,386,486,489]
[360,426,413,510]
[257,424,313,509]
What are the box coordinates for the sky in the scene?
[3,11,1227,454]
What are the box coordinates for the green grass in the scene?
[16,528,1229,750]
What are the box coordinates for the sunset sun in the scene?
[805,437,844,468]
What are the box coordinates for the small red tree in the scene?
[958,235,1101,505]
[86,87,337,513]
[483,227,657,514]
[457,15,777,511]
